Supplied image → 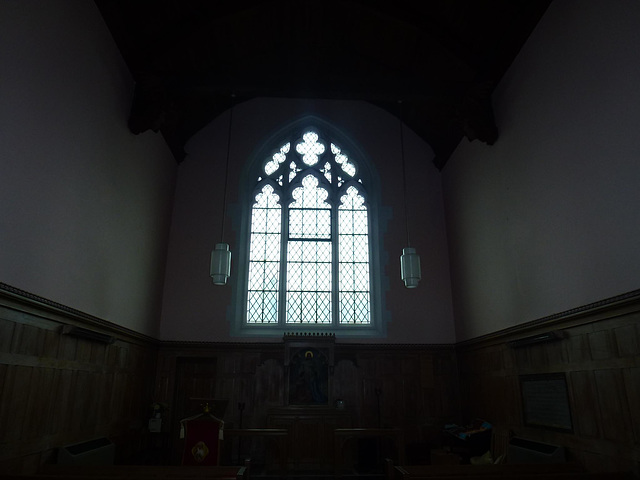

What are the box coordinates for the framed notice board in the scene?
[519,373,573,432]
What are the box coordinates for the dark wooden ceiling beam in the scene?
[96,0,551,169]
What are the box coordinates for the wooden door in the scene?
[171,357,218,463]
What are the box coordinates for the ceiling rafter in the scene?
[95,0,551,169]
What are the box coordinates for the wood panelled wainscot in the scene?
[3,282,639,477]
[0,285,158,474]
[456,292,640,476]
[154,339,460,471]
[267,406,353,470]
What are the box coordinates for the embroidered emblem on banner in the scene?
[191,441,209,462]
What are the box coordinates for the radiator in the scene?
[57,437,115,465]
[508,437,565,464]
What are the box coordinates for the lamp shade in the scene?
[400,247,421,288]
[210,243,232,285]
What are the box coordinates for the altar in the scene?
[267,406,353,471]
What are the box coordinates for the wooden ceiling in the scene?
[95,0,551,169]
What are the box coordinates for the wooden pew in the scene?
[223,428,287,476]
[335,428,405,477]
[392,474,634,480]
[385,459,634,480]
[390,462,584,478]
[1,476,242,480]
[35,462,249,479]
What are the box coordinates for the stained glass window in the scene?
[246,129,372,327]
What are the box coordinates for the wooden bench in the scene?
[385,459,635,480]
[32,462,249,480]
[393,474,634,480]
[2,476,242,480]
[334,428,405,477]
[223,428,287,476]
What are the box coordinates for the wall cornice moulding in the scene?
[158,340,456,351]
[4,281,638,352]
[0,282,159,347]
[456,289,640,351]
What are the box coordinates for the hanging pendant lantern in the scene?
[400,247,421,288]
[211,93,235,286]
[210,243,232,285]
[398,99,421,288]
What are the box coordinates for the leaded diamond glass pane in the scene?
[287,291,301,321]
[252,185,281,229]
[288,209,331,239]
[286,291,332,324]
[289,175,331,239]
[253,209,266,230]
[288,262,302,289]
[338,256,370,292]
[296,132,325,166]
[338,236,353,262]
[331,143,356,177]
[302,263,316,290]
[353,235,369,262]
[247,184,281,324]
[301,292,315,319]
[264,142,290,175]
[338,185,370,324]
[352,210,368,235]
[247,259,280,290]
[316,242,332,262]
[317,263,331,289]
[247,291,261,322]
[322,162,332,182]
[338,233,370,263]
[286,239,332,324]
[247,290,279,324]
[339,291,370,324]
[338,211,352,235]
[264,161,278,176]
[263,290,279,318]
[286,241,332,290]
[288,241,301,262]
[316,292,331,323]
[340,264,353,289]
[289,161,300,183]
[353,263,370,290]
[291,175,330,208]
[340,291,354,324]
[340,186,366,209]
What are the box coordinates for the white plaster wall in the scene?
[443,0,640,340]
[160,98,455,343]
[0,0,176,336]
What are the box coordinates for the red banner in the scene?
[181,418,221,466]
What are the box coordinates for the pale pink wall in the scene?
[443,0,640,341]
[160,98,455,343]
[0,0,176,336]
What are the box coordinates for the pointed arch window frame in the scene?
[229,117,389,338]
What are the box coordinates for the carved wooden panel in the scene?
[0,301,157,474]
[457,298,640,475]
[155,343,459,468]
[268,407,352,470]
[623,367,640,443]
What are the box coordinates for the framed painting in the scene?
[284,334,335,406]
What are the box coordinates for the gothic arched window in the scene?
[232,123,387,337]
